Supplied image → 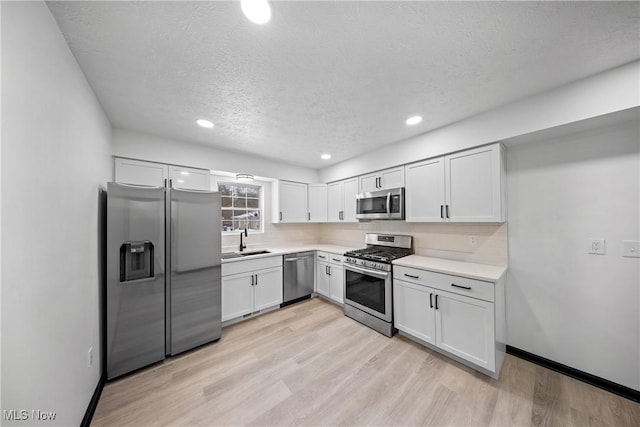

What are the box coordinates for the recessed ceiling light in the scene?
[321,153,331,160]
[196,119,214,128]
[241,0,271,25]
[405,115,423,126]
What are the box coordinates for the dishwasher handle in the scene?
[284,252,315,262]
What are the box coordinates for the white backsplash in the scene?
[319,222,508,267]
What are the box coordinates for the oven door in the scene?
[344,264,392,322]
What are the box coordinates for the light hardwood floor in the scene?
[93,297,640,426]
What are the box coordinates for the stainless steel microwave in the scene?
[355,188,405,220]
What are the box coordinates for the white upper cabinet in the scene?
[327,178,358,223]
[114,157,210,191]
[359,166,405,193]
[168,165,211,191]
[445,144,504,222]
[405,157,446,222]
[114,158,168,187]
[405,143,505,222]
[272,180,309,223]
[308,184,328,223]
[342,178,358,222]
[327,181,343,222]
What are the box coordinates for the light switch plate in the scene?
[623,240,640,258]
[588,239,606,255]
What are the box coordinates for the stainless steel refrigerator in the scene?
[106,182,221,380]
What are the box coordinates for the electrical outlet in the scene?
[588,239,606,255]
[623,240,640,258]
[88,347,93,367]
[469,235,477,246]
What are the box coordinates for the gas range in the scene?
[344,234,413,272]
[343,233,413,337]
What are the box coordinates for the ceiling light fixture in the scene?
[196,119,214,128]
[241,0,271,25]
[405,115,423,126]
[236,173,254,182]
[321,153,331,160]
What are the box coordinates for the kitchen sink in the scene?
[221,250,271,260]
[240,250,271,256]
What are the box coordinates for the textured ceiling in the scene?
[47,1,640,169]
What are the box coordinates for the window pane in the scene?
[222,210,233,220]
[219,185,232,196]
[246,187,259,198]
[233,198,247,209]
[248,221,261,232]
[221,196,232,208]
[248,210,260,219]
[222,221,233,232]
[232,209,247,218]
[246,198,259,209]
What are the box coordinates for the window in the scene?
[218,182,262,233]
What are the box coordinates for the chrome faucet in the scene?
[239,228,247,252]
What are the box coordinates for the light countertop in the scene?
[221,243,358,263]
[393,255,507,282]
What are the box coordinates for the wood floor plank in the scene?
[92,297,640,427]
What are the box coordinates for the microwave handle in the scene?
[386,192,391,216]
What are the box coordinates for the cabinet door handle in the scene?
[445,205,450,219]
[169,178,173,188]
[339,211,344,220]
[308,212,311,221]
[435,294,439,310]
[164,178,168,188]
[429,293,433,308]
[328,266,331,276]
[332,258,341,262]
[325,265,330,275]
[318,255,326,259]
[440,205,444,219]
[279,212,283,221]
[404,273,419,279]
[451,283,471,290]
[255,274,258,286]
[251,275,254,286]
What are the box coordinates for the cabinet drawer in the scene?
[328,253,345,264]
[316,251,329,262]
[222,255,283,277]
[394,266,494,302]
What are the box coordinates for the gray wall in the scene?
[506,114,640,390]
[1,2,112,424]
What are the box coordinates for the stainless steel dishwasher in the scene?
[282,251,315,306]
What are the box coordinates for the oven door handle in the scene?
[345,264,390,280]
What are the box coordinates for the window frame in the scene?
[218,181,264,235]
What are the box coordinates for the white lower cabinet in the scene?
[393,280,435,344]
[222,257,283,322]
[393,265,504,377]
[315,252,344,304]
[434,290,495,371]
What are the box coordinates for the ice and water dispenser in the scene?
[119,241,154,282]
